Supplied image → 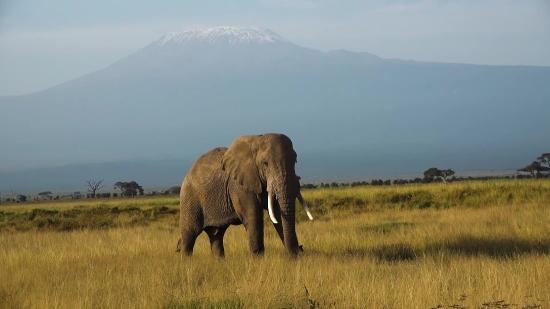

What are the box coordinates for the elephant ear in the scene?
[221,138,262,193]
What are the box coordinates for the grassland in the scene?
[1,179,549,308]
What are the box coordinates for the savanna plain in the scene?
[1,180,549,308]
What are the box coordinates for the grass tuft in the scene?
[162,298,244,309]
[358,221,415,234]
[371,243,417,262]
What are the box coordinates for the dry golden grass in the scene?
[1,180,549,308]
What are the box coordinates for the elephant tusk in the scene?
[267,191,278,224]
[297,192,314,220]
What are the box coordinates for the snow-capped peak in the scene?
[156,26,290,46]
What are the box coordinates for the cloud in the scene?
[372,0,437,13]
[267,0,550,66]
[341,0,550,39]
[0,21,209,53]
[263,0,317,9]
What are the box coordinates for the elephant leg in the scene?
[235,198,265,255]
[179,187,204,256]
[246,216,265,255]
[179,228,201,256]
[205,226,228,258]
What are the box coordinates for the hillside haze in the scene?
[1,26,549,191]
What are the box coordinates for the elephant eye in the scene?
[262,161,268,167]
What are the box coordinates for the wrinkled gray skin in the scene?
[177,133,305,257]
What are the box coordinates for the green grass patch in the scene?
[0,205,178,232]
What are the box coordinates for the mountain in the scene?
[1,26,549,191]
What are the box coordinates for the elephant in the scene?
[177,133,313,257]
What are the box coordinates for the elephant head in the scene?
[221,133,313,255]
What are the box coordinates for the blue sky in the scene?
[0,0,549,96]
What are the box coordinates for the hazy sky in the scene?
[0,0,549,96]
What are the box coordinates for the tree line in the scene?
[301,154,550,189]
[0,180,182,204]
[2,152,547,202]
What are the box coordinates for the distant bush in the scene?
[301,183,318,189]
[350,181,368,187]
[166,186,181,195]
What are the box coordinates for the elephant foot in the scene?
[210,244,226,258]
[179,231,200,256]
[285,245,304,258]
[211,251,225,258]
[251,248,265,257]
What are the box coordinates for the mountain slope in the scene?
[0,26,549,188]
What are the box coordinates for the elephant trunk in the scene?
[278,198,299,255]
[274,178,299,255]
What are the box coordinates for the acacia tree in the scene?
[423,167,455,183]
[166,186,181,195]
[114,181,144,197]
[439,169,455,183]
[517,161,550,178]
[86,179,105,198]
[37,191,52,200]
[423,167,440,179]
[130,181,144,196]
[114,182,124,195]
